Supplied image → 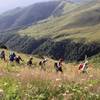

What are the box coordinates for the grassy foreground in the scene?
[0,50,100,100]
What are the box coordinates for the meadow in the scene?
[0,50,100,100]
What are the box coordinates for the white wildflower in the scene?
[56,78,61,81]
[0,89,3,93]
[89,84,93,87]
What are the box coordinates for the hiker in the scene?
[0,50,6,61]
[15,56,23,64]
[54,58,64,73]
[82,60,88,73]
[9,52,16,62]
[39,59,48,71]
[78,60,88,73]
[27,57,33,67]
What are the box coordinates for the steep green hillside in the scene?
[71,0,93,3]
[52,0,79,16]
[0,0,100,61]
[0,49,100,100]
[19,1,100,42]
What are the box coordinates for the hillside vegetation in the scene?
[19,0,100,42]
[0,49,100,100]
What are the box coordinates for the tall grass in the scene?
[0,50,100,100]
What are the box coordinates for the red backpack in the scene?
[79,64,83,70]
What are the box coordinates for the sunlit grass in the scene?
[0,49,100,100]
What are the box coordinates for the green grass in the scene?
[0,76,100,100]
[0,49,100,100]
[17,2,100,43]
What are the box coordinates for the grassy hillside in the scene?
[19,1,100,42]
[71,0,93,3]
[0,49,100,100]
[52,0,79,16]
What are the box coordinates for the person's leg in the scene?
[42,65,46,71]
[58,67,63,73]
[41,64,44,70]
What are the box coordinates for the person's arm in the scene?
[20,57,24,62]
[19,57,23,62]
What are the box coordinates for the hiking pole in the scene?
[85,55,88,61]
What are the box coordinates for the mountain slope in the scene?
[51,0,79,16]
[19,0,100,41]
[17,0,100,60]
[71,0,93,3]
[0,1,60,32]
[0,0,100,61]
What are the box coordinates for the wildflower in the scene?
[96,94,99,98]
[51,98,55,100]
[84,87,88,90]
[81,78,86,81]
[0,89,4,98]
[16,85,19,88]
[3,82,8,86]
[66,90,70,94]
[89,75,93,78]
[62,93,67,96]
[77,90,81,93]
[0,89,3,93]
[89,84,93,87]
[90,92,94,96]
[58,84,62,88]
[25,93,28,96]
[16,73,20,77]
[72,89,76,92]
[56,78,61,81]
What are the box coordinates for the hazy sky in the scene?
[0,0,54,14]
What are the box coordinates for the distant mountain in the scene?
[0,7,22,18]
[70,0,93,3]
[0,1,60,32]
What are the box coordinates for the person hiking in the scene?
[78,62,84,70]
[54,58,64,73]
[78,60,88,73]
[82,60,88,73]
[0,50,6,61]
[15,56,23,64]
[39,59,48,71]
[9,52,16,62]
[27,57,33,67]
[78,55,89,73]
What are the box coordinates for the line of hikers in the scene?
[0,50,33,66]
[0,50,89,73]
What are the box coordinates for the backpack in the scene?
[9,54,15,61]
[39,61,42,66]
[0,51,4,58]
[54,62,58,69]
[79,64,83,70]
